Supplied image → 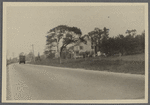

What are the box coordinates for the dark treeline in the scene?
[94,29,145,56]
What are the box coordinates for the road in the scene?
[6,63,145,100]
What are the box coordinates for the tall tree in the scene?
[103,27,109,40]
[88,28,103,56]
[141,30,145,52]
[100,27,109,54]
[46,25,82,63]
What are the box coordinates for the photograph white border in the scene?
[2,2,149,103]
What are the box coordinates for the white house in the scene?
[66,36,94,58]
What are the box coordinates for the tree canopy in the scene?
[88,27,109,55]
[45,25,82,62]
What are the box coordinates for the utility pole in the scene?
[32,44,35,62]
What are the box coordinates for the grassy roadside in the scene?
[7,62,13,66]
[29,54,145,75]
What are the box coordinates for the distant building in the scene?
[67,36,94,58]
[48,35,107,59]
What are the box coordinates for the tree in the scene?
[100,27,109,54]
[44,42,56,59]
[44,50,55,59]
[103,27,109,40]
[115,34,125,55]
[46,25,82,63]
[104,29,144,56]
[141,30,145,52]
[125,29,137,37]
[26,52,34,61]
[133,30,145,53]
[88,28,103,56]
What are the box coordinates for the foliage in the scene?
[86,28,144,56]
[44,50,55,59]
[45,25,82,62]
[88,27,109,54]
[88,28,103,53]
[100,29,145,56]
[26,52,34,61]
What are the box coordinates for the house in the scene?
[48,35,100,59]
[67,36,94,58]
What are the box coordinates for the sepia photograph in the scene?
[2,2,148,103]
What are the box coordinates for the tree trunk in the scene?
[74,52,76,60]
[59,46,64,64]
[59,51,62,64]
[59,57,61,64]
[94,45,96,57]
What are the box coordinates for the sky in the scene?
[5,4,146,59]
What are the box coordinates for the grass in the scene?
[7,62,14,66]
[29,53,145,75]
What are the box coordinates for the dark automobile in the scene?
[19,55,25,64]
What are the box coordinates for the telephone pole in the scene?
[32,44,35,62]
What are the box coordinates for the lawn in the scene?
[29,53,145,75]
